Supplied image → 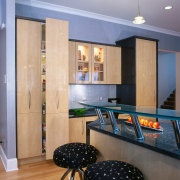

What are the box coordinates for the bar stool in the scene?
[53,143,98,180]
[84,160,144,180]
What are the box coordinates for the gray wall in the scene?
[158,52,176,107]
[0,0,16,159]
[69,85,116,107]
[15,4,180,52]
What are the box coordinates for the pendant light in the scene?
[133,0,146,24]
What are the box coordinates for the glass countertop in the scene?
[79,101,180,121]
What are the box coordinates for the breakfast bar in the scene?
[79,101,180,180]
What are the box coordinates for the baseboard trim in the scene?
[0,145,18,172]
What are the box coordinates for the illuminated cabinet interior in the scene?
[70,41,120,84]
[76,42,91,83]
[92,44,106,84]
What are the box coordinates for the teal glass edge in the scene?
[79,101,180,121]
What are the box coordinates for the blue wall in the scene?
[158,52,176,107]
[0,0,16,159]
[15,4,180,52]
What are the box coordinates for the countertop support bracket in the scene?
[171,120,180,149]
[107,111,120,133]
[95,108,105,126]
[130,114,144,141]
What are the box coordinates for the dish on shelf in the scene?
[125,121,163,132]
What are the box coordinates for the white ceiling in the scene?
[17,0,180,34]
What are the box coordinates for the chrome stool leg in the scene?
[70,169,77,180]
[61,168,71,180]
[78,168,85,180]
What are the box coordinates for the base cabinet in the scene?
[46,113,69,160]
[17,113,42,159]
[69,116,98,143]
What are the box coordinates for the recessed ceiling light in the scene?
[165,6,173,10]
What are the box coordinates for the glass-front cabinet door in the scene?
[92,44,106,84]
[76,42,91,84]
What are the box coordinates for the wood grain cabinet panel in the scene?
[92,44,107,84]
[45,18,69,160]
[107,46,121,84]
[136,39,156,107]
[17,19,41,114]
[75,42,92,84]
[17,113,42,159]
[69,116,98,143]
[46,113,69,160]
[69,41,76,83]
[46,18,69,114]
[69,118,85,143]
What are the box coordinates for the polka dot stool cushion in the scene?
[53,143,97,169]
[84,160,144,180]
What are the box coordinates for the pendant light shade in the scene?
[133,0,146,24]
[133,16,146,24]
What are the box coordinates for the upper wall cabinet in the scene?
[69,41,121,84]
[76,42,92,84]
[106,46,121,84]
[92,44,107,84]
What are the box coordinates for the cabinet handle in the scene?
[82,120,84,135]
[56,91,60,110]
[29,90,31,109]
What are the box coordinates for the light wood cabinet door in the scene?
[69,117,85,143]
[69,41,76,83]
[76,42,92,84]
[46,18,69,113]
[17,19,41,114]
[107,46,121,84]
[69,116,98,143]
[46,113,69,160]
[136,38,156,107]
[92,44,107,84]
[17,113,42,159]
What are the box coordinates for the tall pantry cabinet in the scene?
[17,18,69,160]
[116,36,158,109]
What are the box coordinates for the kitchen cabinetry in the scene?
[17,18,69,160]
[92,44,107,84]
[17,19,42,159]
[46,18,69,159]
[69,41,120,84]
[116,36,158,110]
[76,42,92,84]
[69,41,76,84]
[106,46,121,84]
[69,116,97,143]
[136,38,157,107]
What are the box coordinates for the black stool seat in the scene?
[84,160,144,180]
[53,143,97,169]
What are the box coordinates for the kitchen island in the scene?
[79,101,180,180]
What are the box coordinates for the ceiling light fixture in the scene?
[133,0,146,25]
[165,6,173,10]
